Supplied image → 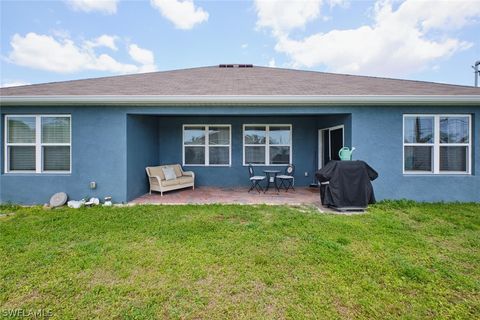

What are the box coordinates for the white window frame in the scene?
[243,124,293,166]
[403,114,471,175]
[182,124,231,167]
[4,114,72,174]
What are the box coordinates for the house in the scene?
[1,65,479,204]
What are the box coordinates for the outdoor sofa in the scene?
[145,164,195,196]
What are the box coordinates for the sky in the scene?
[1,0,480,88]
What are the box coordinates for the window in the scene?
[183,125,231,166]
[403,115,471,174]
[243,125,292,165]
[5,115,71,173]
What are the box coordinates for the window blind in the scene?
[6,115,71,173]
[9,146,36,171]
[42,117,70,143]
[43,146,70,171]
[7,117,36,143]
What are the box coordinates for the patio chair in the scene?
[248,164,266,193]
[277,164,295,192]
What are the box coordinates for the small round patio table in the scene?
[263,170,281,192]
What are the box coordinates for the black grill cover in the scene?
[315,160,378,209]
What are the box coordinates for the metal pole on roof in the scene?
[473,60,480,87]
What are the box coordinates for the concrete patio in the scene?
[130,186,323,207]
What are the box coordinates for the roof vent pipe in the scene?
[473,60,480,87]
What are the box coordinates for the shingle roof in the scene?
[1,65,480,96]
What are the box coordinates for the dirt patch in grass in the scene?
[333,296,359,319]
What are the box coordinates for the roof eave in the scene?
[1,95,480,106]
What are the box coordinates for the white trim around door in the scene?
[318,125,345,169]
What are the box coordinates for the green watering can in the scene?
[338,147,356,161]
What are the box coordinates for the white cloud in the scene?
[241,43,248,49]
[128,44,154,65]
[254,0,323,36]
[268,58,276,67]
[67,0,118,14]
[9,33,91,73]
[1,81,31,88]
[150,0,209,30]
[87,53,138,73]
[85,34,118,50]
[327,0,349,8]
[259,0,480,77]
[374,0,480,32]
[7,32,157,74]
[138,64,158,73]
[128,44,157,72]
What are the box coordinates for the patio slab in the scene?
[130,186,324,208]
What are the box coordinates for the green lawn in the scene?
[0,202,479,319]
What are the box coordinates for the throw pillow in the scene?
[162,167,177,181]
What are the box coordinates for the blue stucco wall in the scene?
[1,104,478,203]
[126,115,159,200]
[156,115,349,189]
[1,106,128,204]
[351,105,479,202]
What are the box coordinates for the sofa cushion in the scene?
[162,176,193,187]
[162,167,177,181]
[177,176,194,184]
[162,178,179,187]
[148,166,165,180]
[172,164,183,178]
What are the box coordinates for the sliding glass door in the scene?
[318,125,344,169]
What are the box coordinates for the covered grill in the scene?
[316,160,378,211]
